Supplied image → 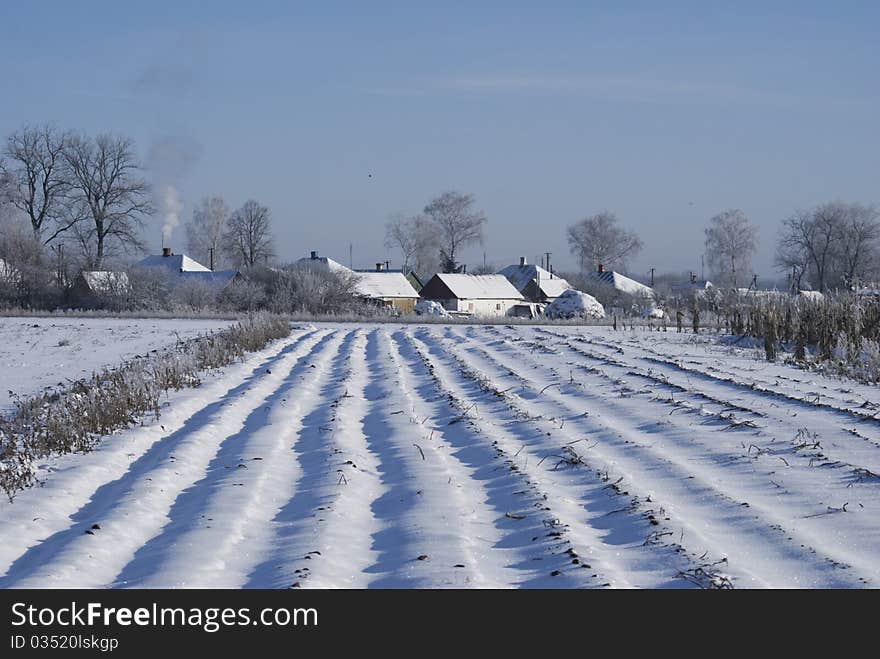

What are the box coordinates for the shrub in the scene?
[0,313,290,499]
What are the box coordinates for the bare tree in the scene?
[185,195,230,269]
[1,125,79,245]
[704,209,758,288]
[566,211,642,272]
[423,191,487,273]
[64,134,153,269]
[836,203,880,286]
[384,212,441,277]
[224,200,274,268]
[776,201,880,291]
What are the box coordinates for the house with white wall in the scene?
[419,273,524,316]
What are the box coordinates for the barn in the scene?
[419,273,525,316]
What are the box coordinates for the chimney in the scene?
[520,256,527,266]
[376,262,384,272]
[162,247,172,257]
[598,263,605,273]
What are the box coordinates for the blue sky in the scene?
[2,1,878,280]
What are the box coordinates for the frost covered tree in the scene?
[776,202,880,292]
[566,211,642,272]
[223,199,274,268]
[185,195,230,269]
[1,125,80,245]
[423,192,487,273]
[384,212,441,278]
[64,133,153,269]
[704,209,758,288]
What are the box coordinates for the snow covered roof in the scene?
[424,274,524,301]
[588,270,655,299]
[294,254,351,273]
[136,253,211,273]
[798,290,825,301]
[498,263,572,299]
[79,271,130,293]
[355,272,419,299]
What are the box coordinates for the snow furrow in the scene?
[0,329,331,588]
[409,327,694,588]
[451,326,870,587]
[0,327,318,581]
[113,329,348,588]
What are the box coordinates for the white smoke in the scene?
[160,184,183,242]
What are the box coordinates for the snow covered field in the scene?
[1,322,879,589]
[0,317,233,414]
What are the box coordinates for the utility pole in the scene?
[208,247,215,272]
[545,252,552,277]
[649,267,655,287]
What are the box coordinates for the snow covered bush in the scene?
[0,313,290,500]
[414,299,448,316]
[543,289,605,320]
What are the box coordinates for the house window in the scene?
[496,303,501,310]
[468,302,474,311]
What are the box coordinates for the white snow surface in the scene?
[0,317,233,414]
[544,289,605,319]
[2,323,880,589]
[414,300,448,316]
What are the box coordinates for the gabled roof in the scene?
[422,274,524,301]
[355,272,419,299]
[498,263,571,299]
[79,270,130,293]
[588,270,655,299]
[294,255,351,273]
[136,253,211,273]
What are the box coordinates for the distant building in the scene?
[134,248,238,291]
[72,271,130,297]
[587,264,655,300]
[354,269,420,313]
[419,273,525,316]
[498,257,572,303]
[294,251,350,272]
[136,248,212,274]
[354,262,424,292]
[671,272,714,297]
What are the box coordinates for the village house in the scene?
[294,250,350,272]
[588,263,656,300]
[134,248,239,292]
[498,257,571,304]
[354,266,420,313]
[72,271,130,299]
[419,273,525,316]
